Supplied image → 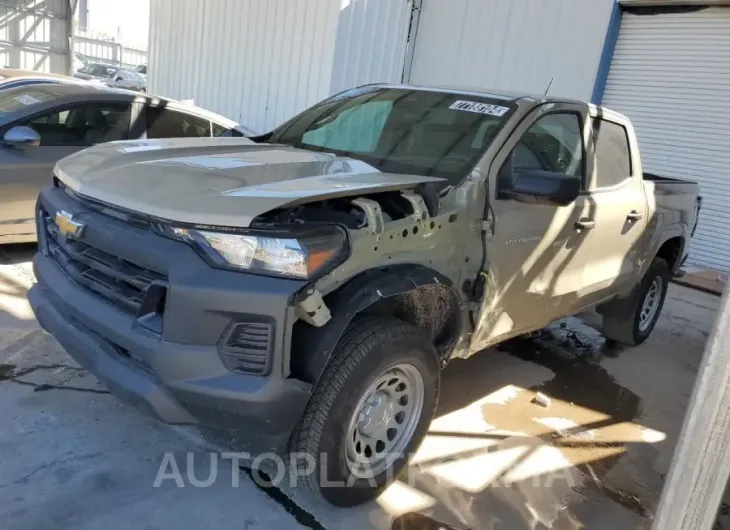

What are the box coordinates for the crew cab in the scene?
[28,84,700,507]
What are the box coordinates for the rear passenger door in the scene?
[143,105,212,138]
[578,115,648,304]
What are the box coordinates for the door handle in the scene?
[627,210,644,221]
[575,218,595,230]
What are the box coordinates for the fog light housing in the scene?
[218,319,274,376]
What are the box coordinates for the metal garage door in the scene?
[602,7,730,272]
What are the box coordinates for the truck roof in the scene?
[370,83,629,123]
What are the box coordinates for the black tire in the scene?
[602,257,670,345]
[290,316,440,507]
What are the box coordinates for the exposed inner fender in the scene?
[291,264,463,386]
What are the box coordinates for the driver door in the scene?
[470,103,596,352]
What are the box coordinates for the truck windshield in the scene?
[268,87,515,184]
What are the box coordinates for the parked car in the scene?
[73,52,89,73]
[28,84,700,507]
[0,83,254,243]
[0,68,88,90]
[74,63,147,92]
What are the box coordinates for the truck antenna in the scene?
[544,77,554,96]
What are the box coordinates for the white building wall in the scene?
[329,0,413,94]
[408,0,615,101]
[149,0,618,131]
[0,0,70,73]
[149,0,341,133]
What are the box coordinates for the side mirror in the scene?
[115,77,123,82]
[499,168,580,207]
[3,126,41,147]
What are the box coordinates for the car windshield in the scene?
[79,64,116,78]
[0,87,59,114]
[268,87,515,184]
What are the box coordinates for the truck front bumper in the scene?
[29,186,312,454]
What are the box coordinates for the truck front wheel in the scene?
[290,316,440,507]
[602,257,670,345]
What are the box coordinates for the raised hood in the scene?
[55,137,445,228]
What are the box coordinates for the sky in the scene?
[83,0,150,48]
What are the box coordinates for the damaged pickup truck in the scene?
[28,84,701,506]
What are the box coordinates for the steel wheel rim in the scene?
[639,277,663,332]
[345,362,425,478]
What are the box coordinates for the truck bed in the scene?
[643,172,701,238]
[644,172,698,187]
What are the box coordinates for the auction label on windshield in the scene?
[15,94,40,105]
[449,100,510,117]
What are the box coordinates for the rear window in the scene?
[269,87,515,185]
[593,119,632,188]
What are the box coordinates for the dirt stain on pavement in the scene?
[391,512,465,530]
[482,319,657,519]
[0,363,17,381]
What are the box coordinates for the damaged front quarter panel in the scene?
[314,190,465,295]
[275,167,489,379]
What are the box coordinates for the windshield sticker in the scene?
[15,94,40,105]
[449,100,510,117]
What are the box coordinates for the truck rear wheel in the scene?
[290,316,439,507]
[602,257,670,345]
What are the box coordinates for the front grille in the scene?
[218,321,273,375]
[43,209,168,318]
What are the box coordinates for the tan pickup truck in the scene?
[29,84,700,506]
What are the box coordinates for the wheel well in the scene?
[289,277,463,385]
[360,284,461,361]
[656,237,683,273]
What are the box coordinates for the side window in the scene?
[146,107,212,138]
[302,100,392,153]
[593,119,632,189]
[212,123,241,137]
[514,113,584,178]
[17,102,131,146]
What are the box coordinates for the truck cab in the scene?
[28,84,700,507]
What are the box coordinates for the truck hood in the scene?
[55,137,445,228]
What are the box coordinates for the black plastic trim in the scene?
[293,264,461,385]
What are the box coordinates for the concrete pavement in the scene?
[0,244,721,530]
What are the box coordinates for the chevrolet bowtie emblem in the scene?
[55,210,85,239]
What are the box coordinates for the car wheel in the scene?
[290,316,440,507]
[602,257,670,345]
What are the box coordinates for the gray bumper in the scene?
[29,256,311,453]
[29,187,313,454]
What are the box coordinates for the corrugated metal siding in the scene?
[407,0,615,100]
[0,0,69,73]
[602,8,730,272]
[329,0,412,94]
[149,0,341,133]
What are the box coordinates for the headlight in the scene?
[167,225,348,280]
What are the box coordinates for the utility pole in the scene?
[652,284,730,529]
